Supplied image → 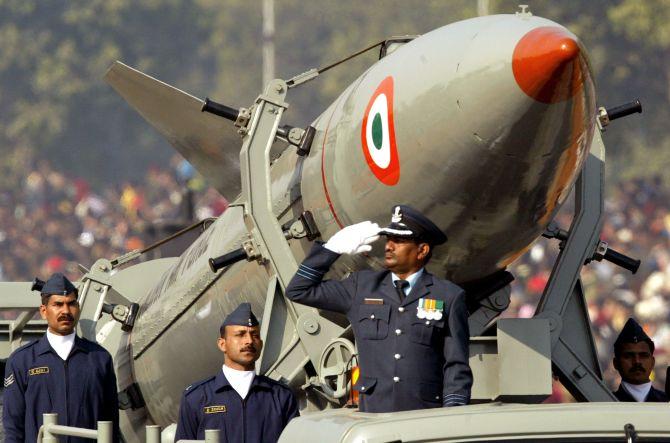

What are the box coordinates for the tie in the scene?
[394,279,409,303]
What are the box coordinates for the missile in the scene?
[103,12,595,438]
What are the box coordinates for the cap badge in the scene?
[417,298,444,321]
[391,206,402,223]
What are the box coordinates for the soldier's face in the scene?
[40,293,80,336]
[614,341,655,385]
[218,325,263,371]
[384,236,430,275]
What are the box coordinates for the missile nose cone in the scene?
[513,26,584,103]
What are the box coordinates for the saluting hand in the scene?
[324,221,381,255]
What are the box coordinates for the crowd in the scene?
[1,155,668,401]
[0,155,228,283]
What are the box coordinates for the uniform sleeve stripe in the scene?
[4,374,15,387]
[298,265,324,278]
[296,270,321,281]
[444,394,468,399]
[297,266,323,277]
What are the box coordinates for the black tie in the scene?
[394,279,409,303]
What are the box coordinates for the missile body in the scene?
[118,13,595,432]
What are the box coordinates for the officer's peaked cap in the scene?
[614,317,654,354]
[378,205,447,245]
[221,303,259,334]
[33,272,78,296]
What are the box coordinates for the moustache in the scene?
[240,346,256,353]
[631,365,645,372]
[58,315,74,322]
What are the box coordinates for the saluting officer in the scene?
[2,273,120,442]
[612,317,668,402]
[175,303,299,442]
[286,205,472,413]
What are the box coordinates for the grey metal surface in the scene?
[0,282,45,358]
[279,403,670,443]
[496,318,551,402]
[237,78,345,384]
[535,130,616,401]
[469,318,551,402]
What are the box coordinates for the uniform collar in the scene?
[401,270,433,306]
[214,368,272,392]
[36,333,90,356]
[622,381,652,402]
[391,268,424,293]
[381,269,433,305]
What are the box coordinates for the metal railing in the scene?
[36,413,221,442]
[37,413,112,442]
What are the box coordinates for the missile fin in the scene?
[104,61,241,198]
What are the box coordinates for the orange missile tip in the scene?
[512,26,584,104]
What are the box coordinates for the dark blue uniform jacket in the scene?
[614,384,669,402]
[175,371,299,443]
[286,243,472,413]
[2,334,119,443]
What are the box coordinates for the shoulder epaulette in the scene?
[10,339,40,356]
[184,376,215,396]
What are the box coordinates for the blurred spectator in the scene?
[0,154,227,285]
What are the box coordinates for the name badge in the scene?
[364,298,384,305]
[204,405,227,414]
[28,367,50,376]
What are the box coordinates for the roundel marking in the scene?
[361,76,399,185]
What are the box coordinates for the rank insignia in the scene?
[28,367,50,376]
[4,374,14,387]
[204,405,227,414]
[417,298,444,320]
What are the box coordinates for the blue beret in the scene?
[221,303,259,331]
[614,318,654,353]
[379,205,447,245]
[33,273,78,296]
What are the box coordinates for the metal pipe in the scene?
[41,413,58,443]
[97,421,113,443]
[262,0,275,86]
[146,425,161,443]
[44,424,100,439]
[205,429,221,443]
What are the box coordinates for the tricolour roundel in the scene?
[361,76,399,185]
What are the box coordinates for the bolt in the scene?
[99,264,108,271]
[274,84,284,93]
[303,318,320,334]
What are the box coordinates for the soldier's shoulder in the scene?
[78,337,113,356]
[650,386,669,402]
[257,375,294,395]
[183,376,216,397]
[7,339,40,361]
[430,275,464,295]
[355,268,388,282]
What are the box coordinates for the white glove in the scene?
[324,221,381,255]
